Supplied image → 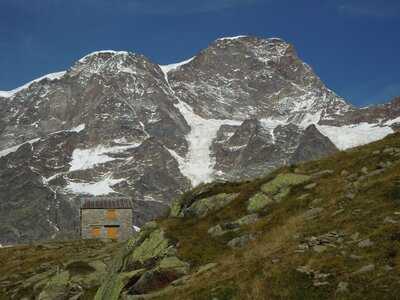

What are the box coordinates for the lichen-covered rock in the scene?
[169,182,225,218]
[227,234,255,249]
[129,229,170,265]
[68,261,108,289]
[130,269,179,295]
[261,173,311,194]
[234,214,259,226]
[38,271,70,300]
[208,213,259,237]
[157,256,190,275]
[208,224,226,237]
[21,269,57,292]
[310,170,334,179]
[247,193,273,212]
[97,269,146,300]
[169,199,183,218]
[141,221,159,232]
[207,224,240,237]
[186,193,238,218]
[94,226,179,300]
[196,263,218,275]
[95,231,159,300]
[261,173,311,201]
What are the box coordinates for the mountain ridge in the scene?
[0,35,399,245]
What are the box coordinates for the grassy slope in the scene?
[155,132,400,299]
[1,133,400,299]
[0,239,121,299]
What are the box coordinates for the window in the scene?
[90,226,101,238]
[105,225,120,239]
[106,209,117,220]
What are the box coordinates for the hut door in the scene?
[106,226,119,239]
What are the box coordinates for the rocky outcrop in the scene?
[260,173,311,200]
[247,193,273,213]
[169,182,240,218]
[290,125,338,164]
[94,222,190,299]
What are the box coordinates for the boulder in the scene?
[304,182,317,190]
[131,269,179,295]
[94,269,145,300]
[247,193,273,213]
[196,263,218,275]
[358,239,374,248]
[169,182,225,218]
[234,214,259,226]
[336,281,349,293]
[302,207,324,220]
[261,173,311,201]
[157,256,190,275]
[208,224,226,237]
[141,221,159,232]
[353,264,375,275]
[68,260,108,289]
[311,170,334,179]
[129,229,170,265]
[207,223,240,237]
[186,193,238,218]
[38,271,70,300]
[169,200,183,218]
[228,234,255,249]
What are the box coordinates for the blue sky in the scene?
[0,0,399,106]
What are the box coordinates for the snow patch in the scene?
[0,71,66,98]
[161,63,242,186]
[217,35,248,41]
[317,123,393,150]
[66,176,125,196]
[385,116,400,126]
[260,118,288,143]
[159,57,195,81]
[78,50,129,63]
[173,100,241,186]
[69,143,141,171]
[0,138,40,158]
[69,124,85,133]
[299,111,322,128]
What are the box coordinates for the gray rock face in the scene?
[168,37,349,121]
[0,37,399,244]
[290,124,338,164]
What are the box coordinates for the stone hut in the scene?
[80,197,133,241]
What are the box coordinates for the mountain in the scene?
[2,131,400,299]
[0,36,399,245]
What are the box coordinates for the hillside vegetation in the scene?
[2,132,400,299]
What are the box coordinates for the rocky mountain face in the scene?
[0,36,399,245]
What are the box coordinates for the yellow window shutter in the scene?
[91,226,101,238]
[106,209,117,220]
[107,227,119,239]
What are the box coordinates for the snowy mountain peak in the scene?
[77,50,130,63]
[0,71,66,99]
[216,35,249,41]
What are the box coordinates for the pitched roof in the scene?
[81,197,133,209]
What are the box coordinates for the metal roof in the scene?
[81,197,133,209]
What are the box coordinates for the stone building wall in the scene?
[81,208,133,240]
